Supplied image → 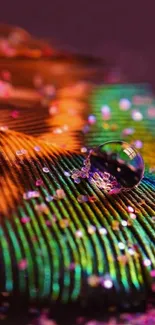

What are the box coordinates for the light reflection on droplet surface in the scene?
[89,141,144,193]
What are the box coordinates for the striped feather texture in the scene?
[0,80,155,313]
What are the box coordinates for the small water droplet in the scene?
[119,98,131,111]
[131,109,143,121]
[42,167,49,173]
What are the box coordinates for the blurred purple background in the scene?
[0,0,155,86]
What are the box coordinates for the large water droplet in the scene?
[89,141,144,193]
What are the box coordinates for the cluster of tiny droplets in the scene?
[71,152,91,182]
[71,151,119,193]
